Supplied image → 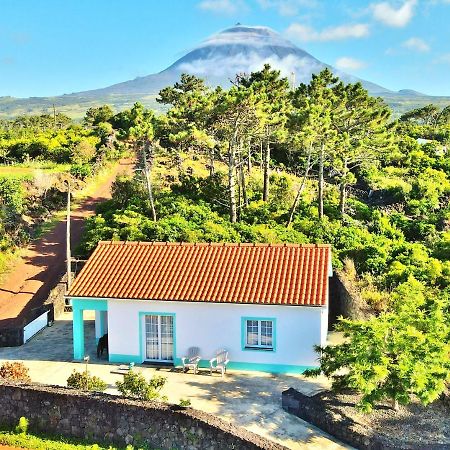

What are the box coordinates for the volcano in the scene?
[80,25,390,97]
[1,24,447,119]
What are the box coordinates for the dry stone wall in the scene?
[0,382,287,450]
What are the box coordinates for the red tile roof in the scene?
[68,242,331,306]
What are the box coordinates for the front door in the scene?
[144,315,174,362]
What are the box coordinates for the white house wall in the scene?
[107,299,325,370]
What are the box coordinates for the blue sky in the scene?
[1,0,449,98]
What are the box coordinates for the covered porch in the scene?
[71,298,108,360]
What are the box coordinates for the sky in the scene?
[1,0,449,98]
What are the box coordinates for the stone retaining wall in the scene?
[0,382,286,450]
[282,388,448,450]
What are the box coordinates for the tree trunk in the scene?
[259,141,263,171]
[228,141,237,223]
[240,160,248,208]
[318,143,324,220]
[142,141,157,222]
[247,139,252,174]
[209,147,215,177]
[287,145,312,226]
[339,159,348,217]
[263,139,270,202]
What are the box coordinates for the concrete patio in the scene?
[0,314,350,450]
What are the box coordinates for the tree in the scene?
[212,85,260,222]
[306,278,450,412]
[290,69,338,219]
[241,65,290,202]
[331,82,392,216]
[83,105,114,127]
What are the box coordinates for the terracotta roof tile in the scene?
[68,242,332,306]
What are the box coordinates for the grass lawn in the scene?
[0,163,71,180]
[0,431,115,449]
[0,430,149,450]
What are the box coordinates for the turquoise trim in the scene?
[109,354,142,364]
[227,361,316,374]
[241,317,277,352]
[138,312,176,363]
[72,298,108,360]
[70,298,108,311]
[177,358,315,374]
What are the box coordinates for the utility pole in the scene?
[66,179,72,291]
[53,103,57,129]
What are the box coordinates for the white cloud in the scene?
[256,0,317,16]
[402,37,430,52]
[285,23,370,42]
[335,57,367,71]
[178,52,324,84]
[434,53,450,64]
[197,0,244,14]
[371,0,417,27]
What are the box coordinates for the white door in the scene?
[144,315,174,362]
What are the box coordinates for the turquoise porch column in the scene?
[73,306,84,360]
[71,298,108,360]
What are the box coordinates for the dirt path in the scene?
[0,158,134,328]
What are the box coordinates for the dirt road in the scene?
[0,158,134,328]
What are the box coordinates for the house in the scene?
[66,241,332,374]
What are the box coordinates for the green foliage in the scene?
[66,370,107,392]
[0,426,125,449]
[178,398,191,407]
[306,279,450,412]
[115,370,167,401]
[15,417,29,435]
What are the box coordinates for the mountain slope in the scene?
[0,25,448,119]
[81,25,390,96]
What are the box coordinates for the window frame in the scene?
[241,317,276,352]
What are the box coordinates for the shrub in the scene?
[179,398,191,407]
[66,370,107,392]
[116,370,167,401]
[0,362,31,382]
[15,417,29,435]
[70,164,92,180]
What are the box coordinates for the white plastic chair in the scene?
[181,347,201,374]
[210,349,229,377]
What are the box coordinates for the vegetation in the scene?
[0,110,124,276]
[0,417,141,449]
[115,370,167,402]
[7,64,449,412]
[0,361,31,382]
[66,370,107,392]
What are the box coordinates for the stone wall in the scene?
[282,388,447,450]
[329,271,373,327]
[0,382,286,450]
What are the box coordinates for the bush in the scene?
[70,164,92,180]
[66,370,107,392]
[15,417,29,435]
[0,362,31,382]
[116,369,167,401]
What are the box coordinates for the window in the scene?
[243,318,275,350]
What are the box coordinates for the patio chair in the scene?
[209,349,229,377]
[181,347,201,374]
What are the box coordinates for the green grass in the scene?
[0,163,71,180]
[0,430,132,449]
